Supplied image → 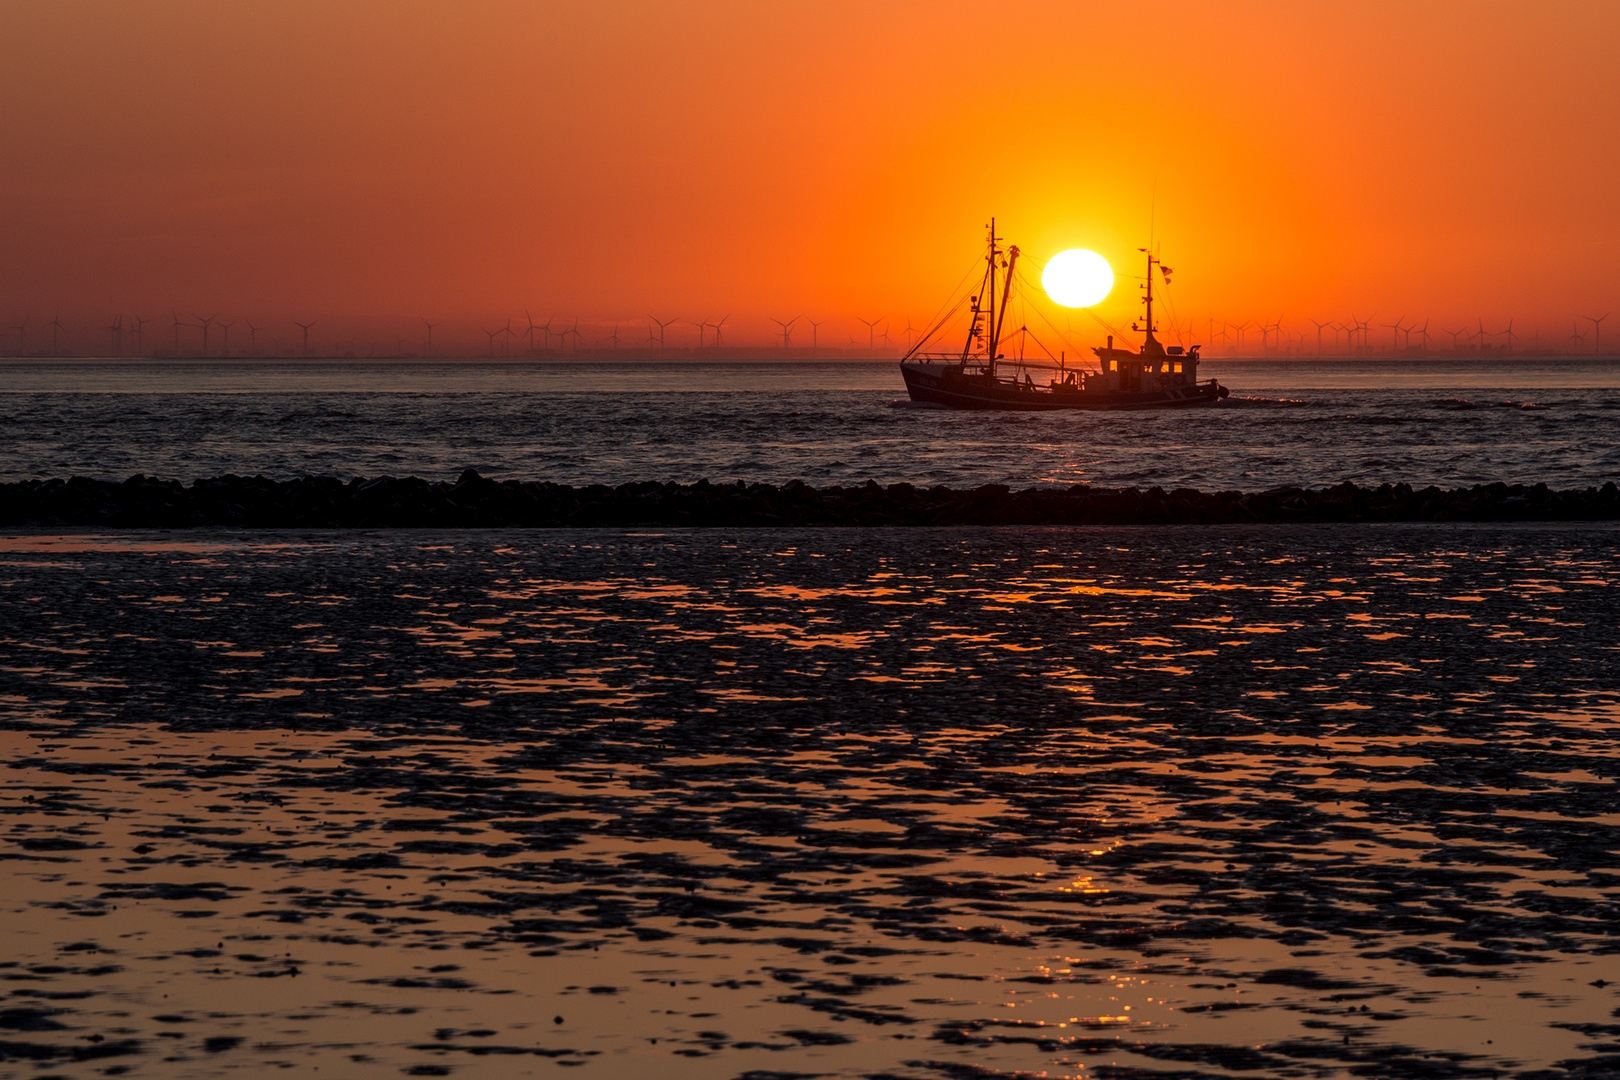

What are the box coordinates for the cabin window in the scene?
[1172,361,1182,374]
[1107,359,1116,371]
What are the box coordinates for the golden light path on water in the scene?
[1,525,1618,1078]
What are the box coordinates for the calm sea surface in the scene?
[2,360,1618,1078]
[2,357,1618,489]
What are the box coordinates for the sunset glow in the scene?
[0,0,1616,349]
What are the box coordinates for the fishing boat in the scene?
[898,220,1230,410]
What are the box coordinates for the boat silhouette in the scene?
[898,220,1230,410]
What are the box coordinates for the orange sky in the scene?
[2,0,1617,349]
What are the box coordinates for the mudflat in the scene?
[2,524,1617,1078]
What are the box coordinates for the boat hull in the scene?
[899,362,1226,411]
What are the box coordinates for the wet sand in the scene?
[2,524,1618,1078]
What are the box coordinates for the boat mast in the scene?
[1136,247,1159,349]
[989,243,1019,363]
[985,219,997,377]
[960,219,998,365]
[957,219,1018,373]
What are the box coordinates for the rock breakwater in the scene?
[2,472,1618,528]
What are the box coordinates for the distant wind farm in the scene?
[3,309,1613,359]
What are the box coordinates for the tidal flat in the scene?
[2,524,1618,1078]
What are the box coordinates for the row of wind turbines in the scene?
[9,312,321,358]
[1180,313,1611,356]
[9,308,1613,358]
[474,312,910,355]
[6,309,919,357]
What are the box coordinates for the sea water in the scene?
[1,356,1618,489]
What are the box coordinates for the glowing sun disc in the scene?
[1042,249,1114,308]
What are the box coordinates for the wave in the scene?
[1221,395,1311,407]
[1433,398,1546,411]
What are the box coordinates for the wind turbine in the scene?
[856,315,883,350]
[421,319,435,357]
[711,314,729,347]
[1383,316,1405,352]
[1499,318,1514,355]
[770,316,799,349]
[1569,320,1586,351]
[1415,319,1430,352]
[1476,318,1490,353]
[130,314,148,356]
[106,314,123,356]
[194,313,217,356]
[217,319,234,359]
[648,315,677,350]
[48,313,65,355]
[877,322,893,350]
[171,312,184,354]
[1442,326,1464,351]
[523,310,541,354]
[532,315,556,354]
[1344,315,1364,352]
[1308,318,1331,355]
[566,318,582,354]
[1585,313,1610,356]
[246,321,262,356]
[606,325,621,350]
[481,326,499,355]
[806,318,823,352]
[294,320,316,357]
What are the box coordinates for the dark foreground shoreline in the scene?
[3,471,1619,527]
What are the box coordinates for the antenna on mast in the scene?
[1148,180,1158,252]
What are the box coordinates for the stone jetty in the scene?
[0,472,1617,528]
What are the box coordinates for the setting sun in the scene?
[1041,249,1114,308]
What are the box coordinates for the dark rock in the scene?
[0,474,1616,529]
